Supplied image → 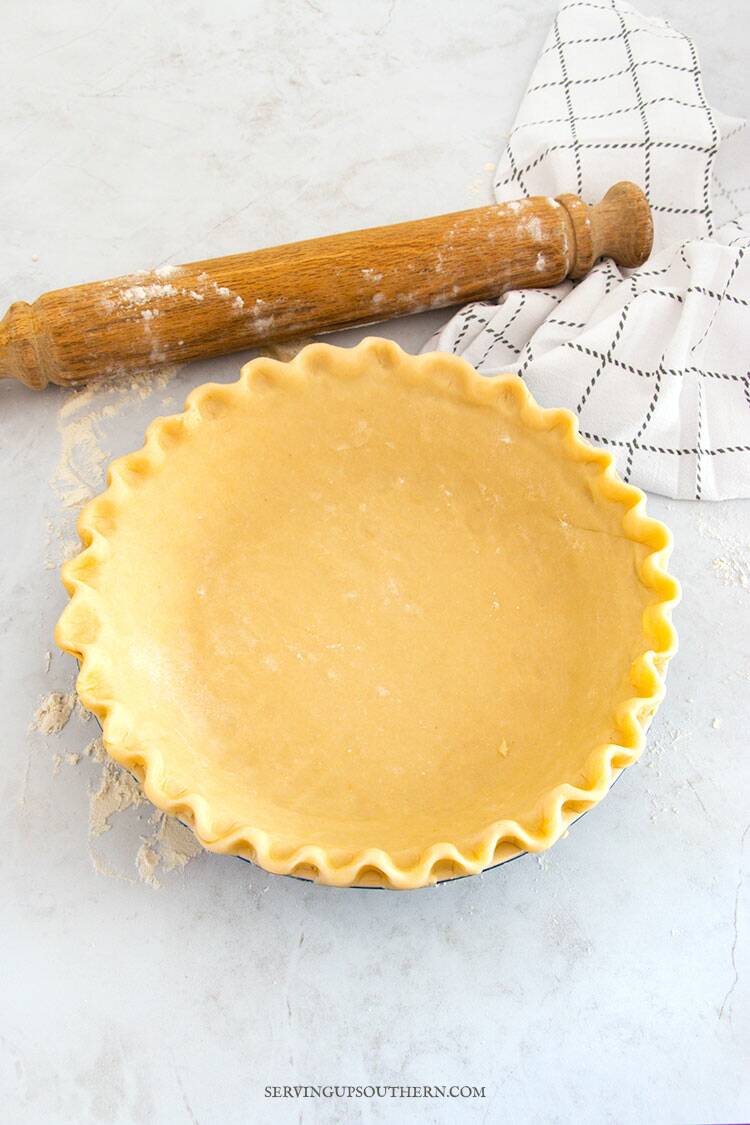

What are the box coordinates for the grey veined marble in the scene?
[1,2,748,1123]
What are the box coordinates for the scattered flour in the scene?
[119,282,178,305]
[712,554,749,590]
[465,173,487,200]
[43,364,208,888]
[525,215,543,241]
[50,729,204,887]
[698,511,750,591]
[44,518,80,568]
[52,750,81,775]
[31,691,75,735]
[136,811,204,889]
[75,697,92,723]
[83,735,107,763]
[89,757,146,837]
[50,364,179,516]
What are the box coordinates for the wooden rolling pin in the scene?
[0,181,651,390]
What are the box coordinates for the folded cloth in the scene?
[427,0,750,499]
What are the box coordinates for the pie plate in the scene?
[56,338,679,889]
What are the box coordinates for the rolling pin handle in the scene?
[0,301,48,389]
[558,181,653,278]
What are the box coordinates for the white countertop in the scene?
[2,2,748,1123]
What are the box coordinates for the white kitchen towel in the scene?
[427,0,750,500]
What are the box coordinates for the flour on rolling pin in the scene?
[0,182,652,390]
[109,268,246,314]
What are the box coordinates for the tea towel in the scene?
[427,0,750,499]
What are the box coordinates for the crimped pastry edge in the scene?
[55,337,679,889]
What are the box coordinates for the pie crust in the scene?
[56,338,679,889]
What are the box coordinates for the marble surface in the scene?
[2,2,749,1123]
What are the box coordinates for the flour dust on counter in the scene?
[33,714,205,889]
[30,690,75,735]
[49,363,181,514]
[31,358,210,890]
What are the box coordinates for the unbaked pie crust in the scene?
[56,338,678,888]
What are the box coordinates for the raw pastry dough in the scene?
[56,339,678,887]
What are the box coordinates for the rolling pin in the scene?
[0,181,651,390]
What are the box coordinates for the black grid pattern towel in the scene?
[427,0,749,500]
